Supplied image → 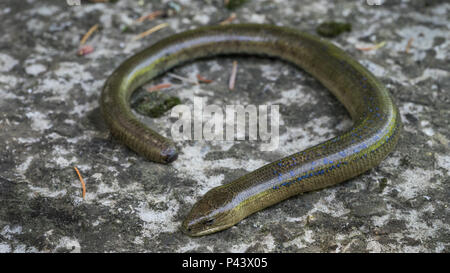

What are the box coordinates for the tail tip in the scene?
[160,146,178,163]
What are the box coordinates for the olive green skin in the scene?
[101,24,401,237]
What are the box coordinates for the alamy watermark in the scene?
[366,0,382,5]
[170,96,280,151]
[66,0,81,6]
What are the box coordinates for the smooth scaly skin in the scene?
[101,24,401,236]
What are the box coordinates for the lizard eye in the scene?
[205,219,215,225]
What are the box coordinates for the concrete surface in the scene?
[0,0,448,253]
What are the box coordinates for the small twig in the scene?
[405,38,413,53]
[356,41,386,51]
[219,13,236,25]
[74,166,86,200]
[80,24,99,46]
[146,83,172,92]
[228,60,238,90]
[133,22,169,41]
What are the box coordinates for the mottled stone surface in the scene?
[0,0,448,253]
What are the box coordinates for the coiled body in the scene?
[101,24,401,236]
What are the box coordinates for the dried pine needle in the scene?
[229,60,238,90]
[147,83,172,92]
[219,13,237,25]
[405,38,414,53]
[136,10,164,23]
[356,41,386,51]
[74,166,86,199]
[133,23,169,41]
[80,24,99,46]
[196,74,213,84]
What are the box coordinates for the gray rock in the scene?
[0,0,448,253]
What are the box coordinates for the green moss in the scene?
[379,178,388,193]
[316,22,352,38]
[120,24,131,33]
[225,0,249,10]
[134,92,181,118]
